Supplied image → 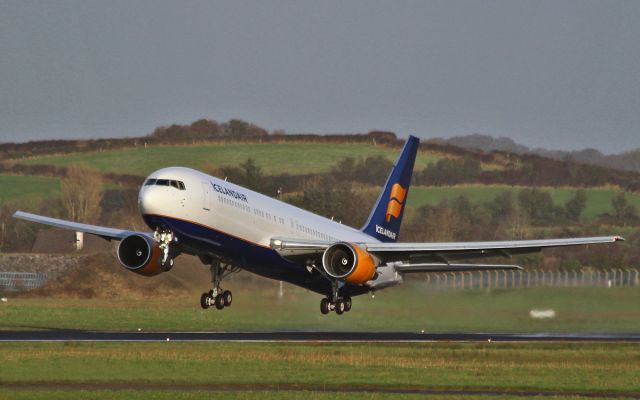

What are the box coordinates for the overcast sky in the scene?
[1,1,638,153]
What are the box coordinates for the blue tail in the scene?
[361,135,419,242]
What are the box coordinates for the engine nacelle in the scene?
[117,234,164,276]
[321,242,377,285]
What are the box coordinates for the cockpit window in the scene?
[144,178,186,190]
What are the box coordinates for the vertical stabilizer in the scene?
[361,135,419,242]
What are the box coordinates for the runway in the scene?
[1,330,639,342]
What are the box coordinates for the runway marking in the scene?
[1,330,640,342]
[2,383,640,398]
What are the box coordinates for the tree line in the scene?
[1,159,637,269]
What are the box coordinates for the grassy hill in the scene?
[0,174,60,207]
[2,140,639,222]
[15,142,445,176]
[408,185,640,221]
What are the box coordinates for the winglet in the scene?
[360,135,419,242]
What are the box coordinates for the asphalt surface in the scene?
[1,330,639,342]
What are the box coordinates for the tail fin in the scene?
[361,135,419,242]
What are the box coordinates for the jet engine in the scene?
[321,242,377,285]
[117,234,164,276]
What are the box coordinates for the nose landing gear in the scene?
[154,229,175,271]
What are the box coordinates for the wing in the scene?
[364,236,623,260]
[13,211,141,241]
[270,235,624,272]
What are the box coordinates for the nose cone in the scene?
[139,187,165,216]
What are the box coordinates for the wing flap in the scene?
[392,262,522,273]
[13,211,135,241]
[269,236,332,264]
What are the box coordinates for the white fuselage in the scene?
[139,167,377,249]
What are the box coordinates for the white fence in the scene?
[0,272,49,292]
[417,268,640,290]
[1,269,638,293]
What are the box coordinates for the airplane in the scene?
[14,136,624,314]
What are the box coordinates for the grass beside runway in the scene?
[2,286,639,399]
[0,391,589,400]
[0,391,437,400]
[0,342,638,398]
[1,285,639,332]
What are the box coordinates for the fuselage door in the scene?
[202,182,211,211]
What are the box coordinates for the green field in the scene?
[2,286,639,398]
[0,174,60,206]
[2,285,639,333]
[0,393,600,400]
[408,185,640,220]
[15,142,443,176]
[0,342,638,399]
[0,390,440,400]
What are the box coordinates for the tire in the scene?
[343,296,352,312]
[215,294,225,310]
[161,258,174,272]
[320,298,330,315]
[200,293,210,309]
[223,290,232,307]
[335,300,345,315]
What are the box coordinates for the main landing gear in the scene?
[201,289,232,310]
[320,281,352,315]
[320,296,352,315]
[200,258,237,311]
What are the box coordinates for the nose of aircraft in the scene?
[138,186,163,216]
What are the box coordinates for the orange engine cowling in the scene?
[321,242,377,285]
[116,234,164,276]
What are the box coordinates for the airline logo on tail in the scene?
[385,183,407,222]
[361,135,418,242]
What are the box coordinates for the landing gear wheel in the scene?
[223,290,232,307]
[215,294,226,310]
[320,298,331,315]
[335,300,345,315]
[161,257,174,272]
[200,293,210,309]
[208,289,214,297]
[343,296,352,312]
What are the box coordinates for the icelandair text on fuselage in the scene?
[212,183,248,203]
[376,225,396,240]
